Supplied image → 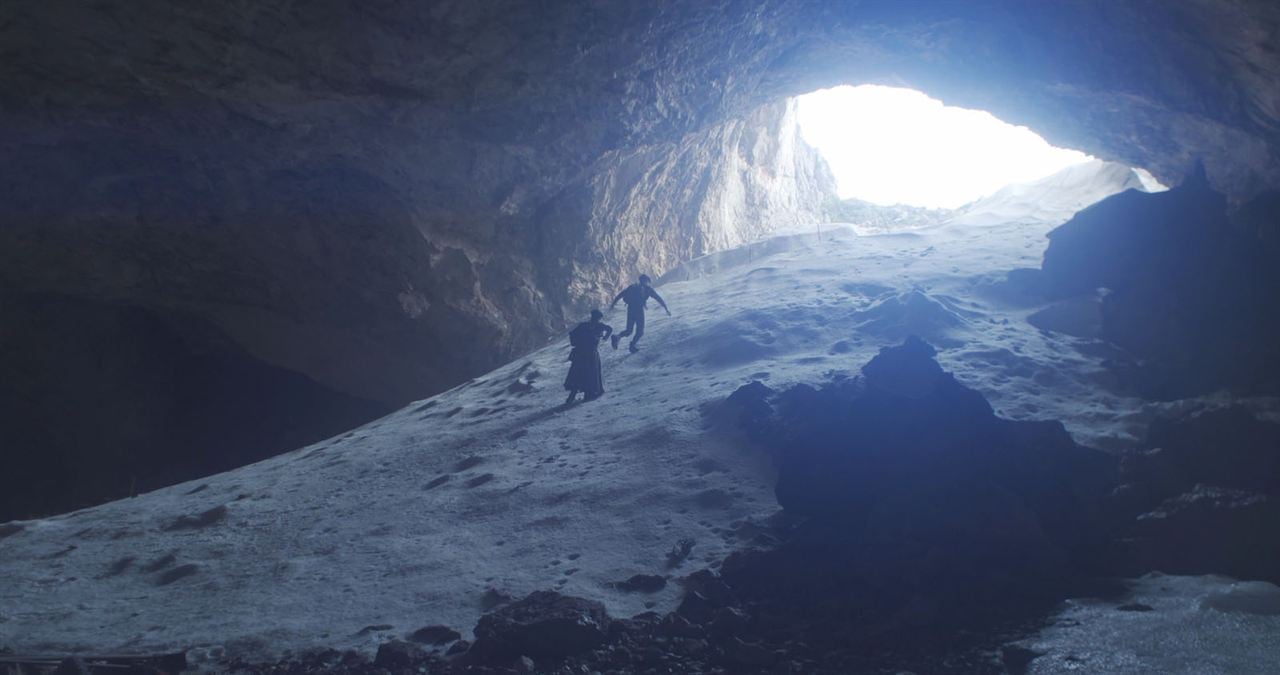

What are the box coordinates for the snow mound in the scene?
[851,290,976,347]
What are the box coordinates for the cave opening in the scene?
[795,84,1165,213]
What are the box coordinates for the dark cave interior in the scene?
[1,1,1279,672]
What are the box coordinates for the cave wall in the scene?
[555,99,835,305]
[0,2,837,408]
[2,0,1279,516]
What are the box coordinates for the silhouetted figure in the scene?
[610,274,670,353]
[564,309,613,405]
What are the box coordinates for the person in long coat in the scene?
[564,309,613,405]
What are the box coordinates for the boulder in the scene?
[721,337,1117,621]
[471,591,611,661]
[373,640,425,669]
[764,337,1115,555]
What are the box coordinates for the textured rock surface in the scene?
[723,338,1118,619]
[1112,407,1280,582]
[1040,168,1280,398]
[3,0,1280,513]
[472,591,612,661]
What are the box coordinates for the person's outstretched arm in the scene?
[650,288,671,315]
[601,323,614,339]
[610,288,626,310]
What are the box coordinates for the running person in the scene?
[609,274,670,353]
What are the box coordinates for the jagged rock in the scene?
[472,591,611,661]
[407,624,462,645]
[1041,167,1225,299]
[722,380,776,435]
[721,337,1116,622]
[1040,171,1280,398]
[373,639,425,669]
[768,337,1114,549]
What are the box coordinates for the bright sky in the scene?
[796,85,1093,209]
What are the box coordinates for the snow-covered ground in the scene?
[2,161,1277,669]
[1022,574,1280,674]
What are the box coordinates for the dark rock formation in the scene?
[1127,406,1280,499]
[470,591,611,662]
[1039,169,1280,397]
[1111,406,1280,582]
[721,338,1117,631]
[1126,485,1280,583]
[372,640,426,670]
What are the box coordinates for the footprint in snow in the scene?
[465,474,495,488]
[156,564,199,586]
[453,456,484,472]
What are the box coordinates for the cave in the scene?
[2,1,1279,672]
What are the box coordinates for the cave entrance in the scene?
[795,84,1164,214]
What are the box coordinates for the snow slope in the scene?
[949,159,1161,227]
[1,162,1275,667]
